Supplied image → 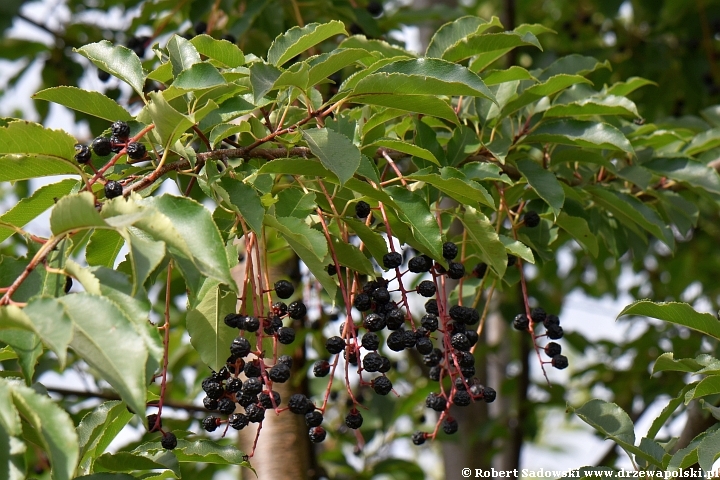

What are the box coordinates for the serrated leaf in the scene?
[258,158,333,177]
[95,452,180,476]
[330,237,375,276]
[275,189,316,219]
[461,207,507,277]
[544,95,640,118]
[264,215,328,261]
[59,293,149,416]
[426,16,503,58]
[173,63,226,90]
[443,31,542,63]
[351,94,458,124]
[0,179,76,243]
[689,376,720,401]
[652,352,703,374]
[698,428,720,472]
[516,159,565,216]
[499,235,534,263]
[555,212,598,257]
[366,138,439,165]
[344,219,388,264]
[167,35,200,77]
[0,121,81,181]
[144,92,194,147]
[190,35,244,67]
[75,41,144,96]
[248,62,282,104]
[618,300,720,341]
[386,186,442,260]
[86,229,125,268]
[606,77,657,97]
[538,54,610,82]
[22,297,73,367]
[307,48,371,87]
[268,21,347,66]
[647,384,696,440]
[526,119,633,153]
[302,128,361,186]
[33,86,132,122]
[408,172,494,208]
[218,178,265,235]
[504,74,593,115]
[338,36,413,60]
[0,329,42,381]
[2,377,79,480]
[123,229,165,296]
[77,401,134,474]
[482,66,536,85]
[645,157,720,195]
[133,437,250,466]
[208,123,251,148]
[50,192,107,235]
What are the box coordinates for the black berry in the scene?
[126,141,146,160]
[361,332,380,351]
[366,1,384,17]
[507,254,517,267]
[326,336,345,354]
[345,410,363,429]
[453,390,471,406]
[513,313,529,331]
[161,432,177,450]
[544,314,560,328]
[110,135,124,153]
[244,316,260,332]
[423,349,442,367]
[313,360,330,377]
[524,210,540,227]
[229,413,249,430]
[416,280,436,297]
[383,252,402,269]
[278,355,292,368]
[288,394,311,414]
[473,262,488,278]
[305,410,324,427]
[385,309,405,330]
[327,264,337,275]
[111,121,130,139]
[363,352,383,372]
[531,307,547,325]
[91,137,112,156]
[363,313,385,332]
[544,342,562,357]
[416,337,434,355]
[194,21,207,35]
[203,381,223,400]
[74,144,92,164]
[546,324,564,340]
[552,354,568,369]
[202,415,219,432]
[387,330,405,351]
[224,313,245,329]
[465,330,479,346]
[425,299,438,315]
[411,431,426,445]
[147,414,161,432]
[274,280,294,299]
[372,376,392,395]
[217,398,236,415]
[277,327,296,345]
[246,404,265,423]
[268,363,291,383]
[226,377,243,393]
[408,255,433,273]
[372,287,390,304]
[230,336,251,357]
[288,301,306,319]
[421,313,438,332]
[442,242,458,260]
[426,393,446,412]
[243,377,263,396]
[353,292,372,311]
[203,396,218,410]
[309,426,326,443]
[442,417,458,434]
[259,390,281,409]
[97,69,111,81]
[355,201,371,218]
[104,180,123,199]
[447,261,465,279]
[482,386,496,403]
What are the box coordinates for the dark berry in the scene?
[442,417,459,434]
[244,316,260,332]
[544,314,560,328]
[425,299,438,315]
[426,393,446,412]
[363,352,383,372]
[229,413,249,430]
[416,337,434,355]
[416,280,436,297]
[288,301,307,319]
[423,349,442,367]
[379,356,391,373]
[454,377,467,390]
[288,394,310,414]
[456,351,475,367]
[421,313,438,332]
[91,137,112,157]
[278,355,293,368]
[264,316,283,335]
[64,276,72,293]
[482,386,497,403]
[513,313,529,331]
[451,333,470,351]
[473,262,488,278]
[111,121,130,139]
[345,410,363,429]
[524,210,540,227]
[226,377,243,394]
[313,360,330,377]
[161,432,177,450]
[552,354,569,369]
[372,376,393,395]
[507,254,517,267]
[245,404,265,423]
[448,305,471,323]
[277,327,296,345]
[97,69,111,82]
[402,329,417,348]
[345,349,358,365]
[383,251,402,269]
[221,33,236,43]
[309,426,326,443]
[460,365,476,378]
[354,292,372,311]
[428,366,441,381]
[147,414,161,432]
[326,336,345,354]
[237,393,258,407]
[544,342,562,357]
[453,390,471,406]
[217,398,236,415]
[272,301,288,317]
[546,324,564,340]
[465,330,479,346]
[244,360,262,378]
[224,313,245,329]
[104,180,123,199]
[366,1,384,17]
[243,377,263,396]
[305,410,324,427]
[355,201,371,218]
[531,308,547,325]
[361,332,380,351]
[372,287,390,304]
[327,264,337,275]
[408,255,433,273]
[385,309,405,330]
[194,21,207,35]
[230,336,251,357]
[447,261,465,279]
[203,381,223,400]
[110,135,124,153]
[202,415,219,432]
[363,313,385,332]
[387,331,405,352]
[126,141,146,160]
[203,396,218,410]
[442,242,458,260]
[259,390,281,409]
[411,431,426,445]
[274,280,294,299]
[268,363,290,383]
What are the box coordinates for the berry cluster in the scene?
[513,308,568,370]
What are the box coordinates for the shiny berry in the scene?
[92,137,112,156]
[224,313,245,329]
[229,413,249,430]
[361,332,379,351]
[513,313,529,331]
[326,336,345,354]
[274,280,294,299]
[353,292,372,311]
[411,431,426,445]
[126,141,146,160]
[442,417,458,434]
[383,251,402,269]
[230,336,251,357]
[442,242,458,260]
[453,390,471,406]
[447,261,465,279]
[111,121,130,139]
[546,324,564,340]
[408,255,433,273]
[372,376,392,395]
[552,354,569,369]
[288,394,310,414]
[363,352,383,372]
[244,316,260,332]
[309,426,326,443]
[288,301,306,319]
[363,313,385,332]
[313,360,330,377]
[416,281,436,297]
[277,327,296,345]
[268,363,290,383]
[246,404,265,423]
[218,398,236,415]
[416,337,434,355]
[202,416,219,432]
[345,410,363,429]
[305,410,324,427]
[544,342,562,357]
[473,262,488,278]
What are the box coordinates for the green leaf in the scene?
[426,16,503,58]
[302,128,361,186]
[338,36,413,60]
[351,94,458,124]
[408,172,494,208]
[0,179,76,243]
[698,429,720,472]
[526,119,633,153]
[265,215,327,261]
[77,401,134,474]
[217,178,265,235]
[95,452,179,476]
[22,297,73,367]
[645,157,720,195]
[0,121,81,181]
[307,48,370,87]
[354,58,495,103]
[646,384,696,440]
[555,212,598,257]
[0,329,42,381]
[2,377,79,480]
[267,21,347,66]
[460,207,507,277]
[123,229,166,296]
[652,352,703,374]
[50,192,107,235]
[133,437,250,466]
[537,54,611,81]
[258,158,333,178]
[75,41,145,96]
[345,219,389,264]
[330,236,375,277]
[190,34,244,67]
[443,31,542,63]
[143,92,194,147]
[618,300,720,341]
[544,95,640,118]
[173,63,226,90]
[186,282,239,373]
[59,293,149,416]
[275,189,316,219]
[504,75,593,115]
[386,186,443,261]
[33,86,132,122]
[249,62,282,103]
[146,195,234,288]
[499,235,534,263]
[571,399,659,467]
[208,123,251,148]
[690,376,720,401]
[167,35,200,77]
[516,159,565,216]
[446,125,482,166]
[482,66,536,85]
[606,77,657,97]
[366,138,439,165]
[86,229,125,268]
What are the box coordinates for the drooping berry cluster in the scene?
[513,307,568,370]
